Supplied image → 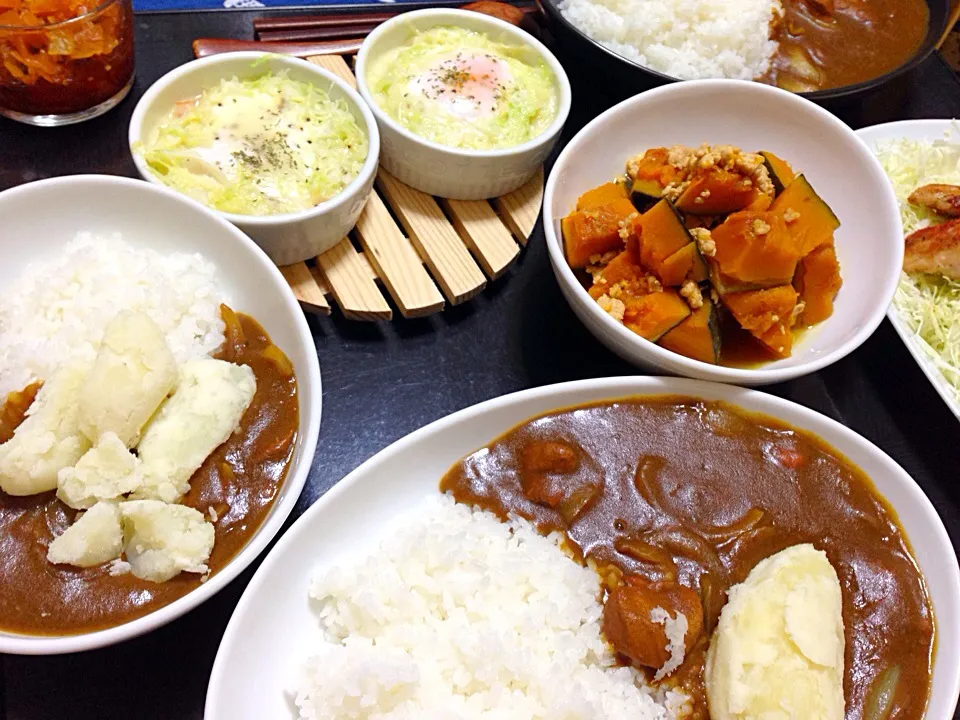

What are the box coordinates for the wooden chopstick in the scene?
[253,0,537,37]
[258,23,381,43]
[255,9,414,35]
[192,37,365,59]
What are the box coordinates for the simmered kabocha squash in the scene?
[630,178,664,212]
[658,301,721,364]
[622,289,691,341]
[588,251,649,300]
[794,244,843,325]
[577,181,629,211]
[626,148,684,209]
[770,175,840,255]
[709,211,801,292]
[760,151,796,195]
[639,199,693,277]
[722,285,798,358]
[744,189,773,211]
[562,197,637,268]
[659,242,709,286]
[674,169,757,215]
[627,148,674,184]
[567,145,842,366]
[756,321,794,359]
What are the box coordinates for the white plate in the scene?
[205,376,960,720]
[543,80,904,386]
[855,119,960,420]
[0,175,322,655]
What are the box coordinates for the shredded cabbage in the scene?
[139,70,368,216]
[875,131,960,400]
[366,26,558,150]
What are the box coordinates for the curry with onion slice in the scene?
[767,0,929,92]
[441,396,934,720]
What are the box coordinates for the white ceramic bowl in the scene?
[205,376,960,720]
[129,52,380,266]
[0,175,321,654]
[544,80,904,386]
[355,9,571,200]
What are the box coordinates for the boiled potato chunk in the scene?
[133,359,256,503]
[57,432,143,510]
[705,544,844,720]
[47,501,123,568]
[0,364,91,496]
[78,310,178,447]
[120,500,215,582]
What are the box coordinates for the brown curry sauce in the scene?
[0,308,298,635]
[441,396,934,719]
[767,0,929,91]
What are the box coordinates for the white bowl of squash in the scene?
[544,79,903,386]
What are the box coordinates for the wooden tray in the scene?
[279,55,544,321]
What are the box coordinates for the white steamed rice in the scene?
[558,0,783,81]
[0,232,226,397]
[297,495,689,719]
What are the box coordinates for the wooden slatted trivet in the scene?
[278,55,544,321]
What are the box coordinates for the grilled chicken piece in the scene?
[908,184,960,218]
[904,218,960,279]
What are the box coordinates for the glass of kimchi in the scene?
[0,0,134,125]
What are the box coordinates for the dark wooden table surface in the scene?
[2,9,960,719]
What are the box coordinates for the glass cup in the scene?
[0,0,135,126]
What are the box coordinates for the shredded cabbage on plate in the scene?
[138,70,368,217]
[876,132,960,401]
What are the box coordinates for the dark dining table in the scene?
[2,8,960,719]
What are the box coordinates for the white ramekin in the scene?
[355,9,571,200]
[129,52,380,266]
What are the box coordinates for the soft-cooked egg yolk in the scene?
[408,52,511,121]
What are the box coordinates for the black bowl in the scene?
[540,0,950,103]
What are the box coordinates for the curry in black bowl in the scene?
[541,0,947,100]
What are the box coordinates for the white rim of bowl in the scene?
[128,51,381,227]
[354,8,573,159]
[0,174,322,655]
[205,374,960,719]
[543,79,904,384]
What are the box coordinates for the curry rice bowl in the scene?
[557,0,783,81]
[297,495,690,719]
[0,232,226,397]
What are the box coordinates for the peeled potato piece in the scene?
[0,364,91,496]
[120,500,215,582]
[78,310,178,448]
[132,359,256,503]
[47,501,123,568]
[57,432,143,510]
[706,544,844,720]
